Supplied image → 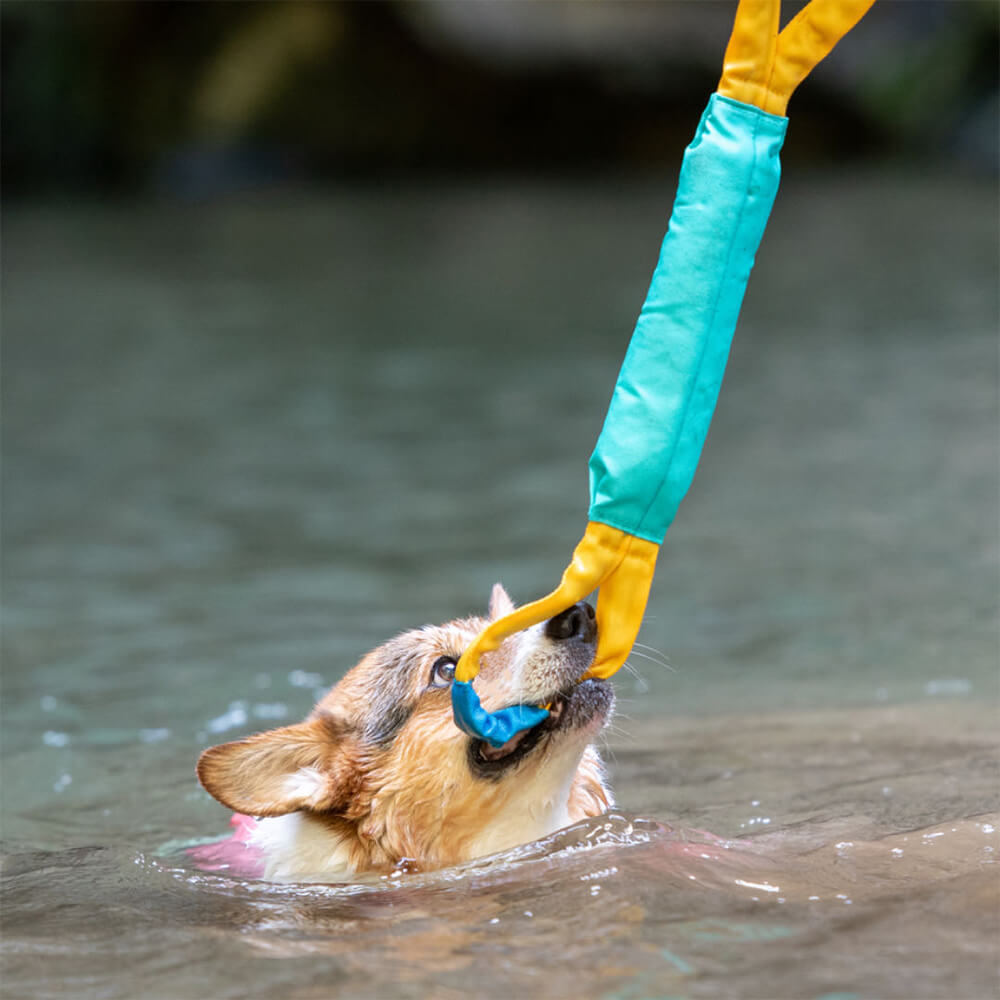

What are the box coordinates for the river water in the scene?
[2,169,997,999]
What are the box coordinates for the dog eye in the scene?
[428,656,457,688]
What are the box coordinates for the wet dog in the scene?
[196,585,614,880]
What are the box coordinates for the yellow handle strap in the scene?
[456,0,878,690]
[454,522,659,684]
[718,0,877,116]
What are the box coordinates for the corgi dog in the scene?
[196,585,614,880]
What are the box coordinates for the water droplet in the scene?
[735,879,780,893]
[207,706,248,733]
[288,670,324,688]
[924,678,971,696]
[253,703,288,720]
[41,695,58,711]
[43,731,69,748]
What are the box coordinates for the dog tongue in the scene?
[479,728,529,761]
[186,814,264,876]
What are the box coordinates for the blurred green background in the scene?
[3,0,997,198]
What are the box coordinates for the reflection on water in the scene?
[2,173,998,998]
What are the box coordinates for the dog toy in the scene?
[453,0,876,746]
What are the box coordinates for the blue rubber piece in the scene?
[589,94,787,543]
[451,680,549,747]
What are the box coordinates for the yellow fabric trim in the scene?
[718,0,877,116]
[454,522,659,683]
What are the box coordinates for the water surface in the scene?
[2,171,998,998]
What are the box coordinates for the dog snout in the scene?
[544,602,597,643]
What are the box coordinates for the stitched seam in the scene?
[633,100,763,541]
[588,512,663,545]
[765,16,781,108]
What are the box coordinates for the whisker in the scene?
[615,661,652,696]
[633,641,669,658]
[603,724,632,743]
[632,647,671,669]
[599,722,627,743]
[627,649,675,673]
[619,661,644,682]
[608,709,635,726]
[632,642,670,663]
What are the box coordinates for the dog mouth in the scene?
[467,679,612,778]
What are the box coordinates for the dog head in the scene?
[196,584,614,874]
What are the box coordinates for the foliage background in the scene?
[3,0,997,199]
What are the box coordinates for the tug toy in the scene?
[452,0,876,746]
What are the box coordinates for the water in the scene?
[2,170,998,999]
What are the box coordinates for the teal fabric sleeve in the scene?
[588,94,787,543]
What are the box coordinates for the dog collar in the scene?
[451,680,549,747]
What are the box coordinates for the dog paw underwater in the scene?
[191,585,615,882]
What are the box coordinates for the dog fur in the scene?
[197,585,614,880]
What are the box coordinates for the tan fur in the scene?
[197,585,613,880]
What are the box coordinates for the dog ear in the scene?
[196,717,361,817]
[488,582,515,620]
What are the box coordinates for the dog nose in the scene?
[545,601,597,643]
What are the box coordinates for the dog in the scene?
[196,584,614,880]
